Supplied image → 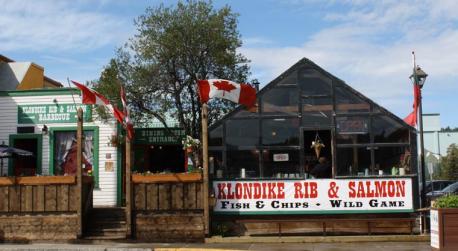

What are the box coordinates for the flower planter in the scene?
[0,176,76,186]
[431,208,458,251]
[132,172,202,183]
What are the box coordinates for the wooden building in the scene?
[208,58,419,235]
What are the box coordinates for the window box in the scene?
[132,172,202,184]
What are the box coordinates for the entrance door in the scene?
[9,134,42,176]
[302,130,332,174]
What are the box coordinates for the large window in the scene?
[53,131,95,175]
[372,115,409,143]
[51,128,99,186]
[336,146,372,176]
[298,68,332,95]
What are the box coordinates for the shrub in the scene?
[433,194,458,208]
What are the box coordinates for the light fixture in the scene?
[41,125,48,135]
[409,66,428,88]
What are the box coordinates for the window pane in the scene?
[372,115,410,143]
[262,88,299,115]
[336,147,371,176]
[335,87,370,113]
[209,125,223,146]
[54,131,94,176]
[262,150,301,178]
[227,150,259,178]
[375,146,411,175]
[233,106,259,118]
[262,118,300,146]
[302,97,332,127]
[226,119,259,147]
[298,68,332,95]
[209,151,223,178]
[336,116,370,143]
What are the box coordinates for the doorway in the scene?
[9,134,42,176]
[302,130,331,174]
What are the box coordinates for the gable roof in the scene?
[209,57,414,131]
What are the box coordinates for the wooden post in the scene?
[202,103,210,236]
[76,107,83,238]
[125,136,132,238]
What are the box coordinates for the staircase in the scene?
[83,207,127,240]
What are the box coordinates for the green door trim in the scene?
[48,126,99,187]
[8,134,43,176]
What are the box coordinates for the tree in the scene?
[436,144,458,180]
[95,0,250,141]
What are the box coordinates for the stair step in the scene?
[82,235,127,240]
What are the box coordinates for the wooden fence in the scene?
[132,173,205,242]
[0,175,93,241]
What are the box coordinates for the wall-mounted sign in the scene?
[430,209,439,248]
[336,117,368,134]
[213,178,413,214]
[273,153,289,162]
[134,128,185,145]
[18,104,92,124]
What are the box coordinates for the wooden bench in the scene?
[236,217,417,236]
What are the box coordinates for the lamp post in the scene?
[409,52,428,233]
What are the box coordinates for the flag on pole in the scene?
[72,80,125,125]
[197,79,256,108]
[120,85,134,140]
[404,84,421,127]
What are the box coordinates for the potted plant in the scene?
[182,135,200,153]
[430,194,458,250]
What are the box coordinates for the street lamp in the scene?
[410,60,428,233]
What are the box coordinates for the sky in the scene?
[1,0,457,127]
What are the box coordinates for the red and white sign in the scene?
[213,178,413,214]
[273,153,289,162]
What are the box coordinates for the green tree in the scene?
[437,144,458,180]
[95,0,250,140]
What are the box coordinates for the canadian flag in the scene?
[72,80,125,125]
[198,79,256,108]
[120,85,134,140]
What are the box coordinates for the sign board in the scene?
[273,153,289,162]
[430,209,439,248]
[336,117,368,134]
[213,178,413,214]
[18,104,92,124]
[134,128,185,145]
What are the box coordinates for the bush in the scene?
[434,195,458,208]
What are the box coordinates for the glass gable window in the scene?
[372,115,409,143]
[262,118,299,146]
[335,86,370,113]
[261,87,299,115]
[298,68,332,95]
[209,125,223,146]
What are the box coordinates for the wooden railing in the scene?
[133,173,203,211]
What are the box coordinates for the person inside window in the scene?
[310,157,332,178]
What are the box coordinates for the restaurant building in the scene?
[208,58,419,235]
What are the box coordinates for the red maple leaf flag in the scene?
[72,80,125,125]
[198,79,256,108]
[120,85,134,140]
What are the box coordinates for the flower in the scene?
[182,135,200,150]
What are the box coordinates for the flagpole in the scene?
[201,103,210,236]
[76,107,83,238]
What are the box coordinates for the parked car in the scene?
[425,180,455,193]
[427,181,458,204]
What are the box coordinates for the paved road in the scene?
[0,241,430,251]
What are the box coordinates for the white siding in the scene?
[0,93,119,206]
